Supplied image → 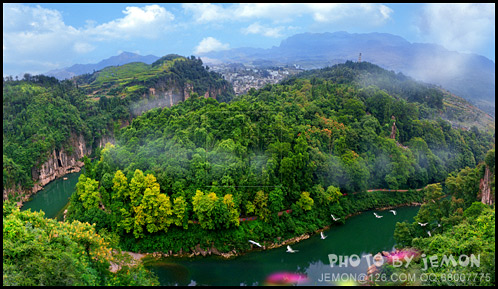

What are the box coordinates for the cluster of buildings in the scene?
[210,63,303,95]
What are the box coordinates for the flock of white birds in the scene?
[248,209,416,254]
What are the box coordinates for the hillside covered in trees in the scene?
[3,55,234,200]
[3,201,159,286]
[65,62,494,255]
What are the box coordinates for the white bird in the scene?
[389,210,397,215]
[373,212,383,218]
[320,232,327,239]
[331,214,341,221]
[427,231,431,237]
[437,223,441,227]
[286,245,299,253]
[418,222,428,226]
[248,240,262,248]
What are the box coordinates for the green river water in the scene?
[143,205,420,286]
[20,174,420,286]
[21,171,81,220]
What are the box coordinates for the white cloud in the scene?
[242,22,284,38]
[194,37,229,54]
[90,5,174,39]
[183,3,392,25]
[417,3,495,54]
[73,42,95,54]
[3,4,175,76]
[310,3,392,25]
[3,4,80,74]
[182,3,228,23]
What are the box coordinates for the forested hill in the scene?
[3,55,234,201]
[286,61,494,132]
[65,60,494,253]
[74,54,234,105]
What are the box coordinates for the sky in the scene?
[3,3,495,77]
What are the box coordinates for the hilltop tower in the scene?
[358,53,362,63]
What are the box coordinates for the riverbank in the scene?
[127,199,425,262]
[109,250,147,273]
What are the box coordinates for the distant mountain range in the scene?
[202,31,495,115]
[44,32,494,116]
[45,52,159,80]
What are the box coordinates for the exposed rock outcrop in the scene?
[31,133,90,190]
[147,80,226,107]
[5,133,93,207]
[480,165,494,205]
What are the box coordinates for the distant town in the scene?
[209,63,304,95]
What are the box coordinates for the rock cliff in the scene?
[480,165,494,205]
[30,133,90,192]
[5,133,115,207]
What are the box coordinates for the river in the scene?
[20,174,420,286]
[21,171,81,220]
[144,206,420,286]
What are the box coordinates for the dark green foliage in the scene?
[65,62,495,256]
[3,55,234,198]
[3,79,110,194]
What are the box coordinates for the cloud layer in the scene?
[194,37,229,54]
[417,3,495,54]
[3,4,175,75]
[183,3,392,25]
[3,3,494,77]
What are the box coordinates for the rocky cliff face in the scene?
[3,133,93,206]
[5,132,117,206]
[148,80,226,106]
[31,133,91,191]
[146,80,192,107]
[480,165,494,205]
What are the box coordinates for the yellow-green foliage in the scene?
[76,174,102,210]
[192,189,240,230]
[116,170,174,238]
[2,201,158,286]
[296,191,314,211]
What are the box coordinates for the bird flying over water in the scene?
[249,240,262,247]
[286,245,299,253]
[373,212,383,218]
[389,210,396,215]
[331,214,340,221]
[320,232,327,239]
[418,222,428,226]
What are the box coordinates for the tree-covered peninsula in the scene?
[65,62,494,256]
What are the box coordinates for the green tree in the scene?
[253,190,270,222]
[222,193,240,228]
[173,196,188,229]
[296,191,314,211]
[112,170,129,200]
[76,174,101,210]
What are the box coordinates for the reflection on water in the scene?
[21,171,81,220]
[145,206,420,286]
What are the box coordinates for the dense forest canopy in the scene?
[3,55,234,196]
[3,58,494,286]
[64,62,494,254]
[3,201,159,286]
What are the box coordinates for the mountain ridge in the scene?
[45,51,160,80]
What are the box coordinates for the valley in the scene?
[4,49,495,288]
[4,3,495,287]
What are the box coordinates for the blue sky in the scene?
[3,3,495,77]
